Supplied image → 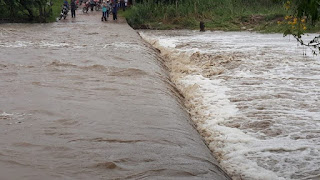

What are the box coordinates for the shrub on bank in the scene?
[0,0,62,23]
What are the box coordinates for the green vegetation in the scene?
[0,0,62,23]
[122,0,288,32]
[280,0,320,54]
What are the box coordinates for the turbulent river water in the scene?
[0,13,231,179]
[140,30,320,180]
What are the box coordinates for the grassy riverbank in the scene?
[121,0,295,32]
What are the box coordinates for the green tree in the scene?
[1,0,53,22]
[283,0,320,54]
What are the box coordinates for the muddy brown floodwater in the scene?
[0,10,230,180]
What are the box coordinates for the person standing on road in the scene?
[70,0,76,18]
[106,0,111,18]
[112,2,118,20]
[120,0,125,11]
[90,0,95,11]
[101,1,107,21]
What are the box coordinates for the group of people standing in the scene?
[63,0,125,21]
[100,0,126,21]
[101,0,118,21]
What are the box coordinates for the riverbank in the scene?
[121,0,286,32]
[121,1,320,33]
[2,0,319,34]
[0,9,231,179]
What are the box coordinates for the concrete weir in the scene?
[0,10,231,180]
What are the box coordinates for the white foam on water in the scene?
[0,112,14,117]
[0,41,32,48]
[39,41,69,47]
[105,42,144,51]
[0,40,70,48]
[140,31,320,180]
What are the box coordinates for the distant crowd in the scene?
[62,0,128,21]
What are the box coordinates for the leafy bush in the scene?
[0,0,63,22]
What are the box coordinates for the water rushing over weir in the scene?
[0,13,230,179]
[140,30,320,180]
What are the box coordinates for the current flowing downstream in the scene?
[140,30,320,180]
[0,13,230,179]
